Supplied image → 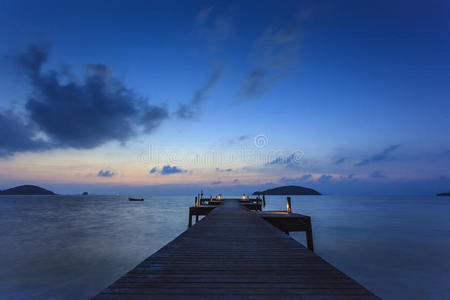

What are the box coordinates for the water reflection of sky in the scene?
[0,195,449,299]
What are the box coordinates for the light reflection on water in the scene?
[1,195,449,299]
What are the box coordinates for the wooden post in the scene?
[188,212,192,227]
[262,194,266,207]
[306,217,314,252]
[195,215,199,223]
[287,197,292,213]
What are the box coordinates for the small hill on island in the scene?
[0,185,56,195]
[253,185,321,196]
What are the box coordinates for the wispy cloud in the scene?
[355,145,400,166]
[301,174,312,180]
[266,151,303,167]
[228,134,252,145]
[211,180,222,185]
[216,168,232,172]
[335,157,346,164]
[279,174,312,185]
[318,174,332,183]
[238,11,309,100]
[176,67,223,119]
[194,6,235,51]
[238,68,267,99]
[370,171,386,178]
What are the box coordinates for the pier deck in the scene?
[93,199,378,299]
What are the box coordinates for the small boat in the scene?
[437,193,450,196]
[128,197,144,201]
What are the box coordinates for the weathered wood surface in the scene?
[93,199,378,299]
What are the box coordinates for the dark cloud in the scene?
[149,165,187,175]
[160,165,186,175]
[211,180,222,185]
[7,46,168,152]
[355,145,400,166]
[0,111,52,157]
[176,67,223,119]
[370,171,385,178]
[216,168,232,172]
[98,170,114,177]
[17,45,49,76]
[335,157,346,164]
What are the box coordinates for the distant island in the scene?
[0,185,56,195]
[437,192,450,196]
[253,185,321,196]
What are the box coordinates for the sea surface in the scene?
[1,195,449,299]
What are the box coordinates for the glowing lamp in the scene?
[286,197,292,213]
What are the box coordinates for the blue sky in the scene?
[0,0,449,195]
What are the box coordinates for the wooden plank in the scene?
[92,199,378,299]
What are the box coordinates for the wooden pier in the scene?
[189,196,263,227]
[93,198,378,299]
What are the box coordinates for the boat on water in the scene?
[437,193,450,196]
[128,197,144,201]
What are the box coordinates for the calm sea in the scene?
[1,195,449,299]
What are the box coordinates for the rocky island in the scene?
[253,185,321,196]
[0,185,56,195]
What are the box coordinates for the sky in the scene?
[0,0,449,195]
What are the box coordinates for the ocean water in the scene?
[0,195,449,299]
